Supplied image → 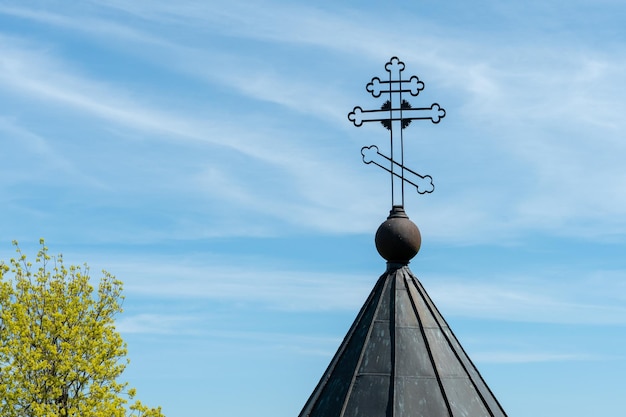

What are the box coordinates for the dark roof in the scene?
[298,265,507,417]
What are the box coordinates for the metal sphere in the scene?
[375,206,421,263]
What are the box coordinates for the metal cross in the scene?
[348,57,445,207]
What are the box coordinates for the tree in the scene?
[0,239,164,417]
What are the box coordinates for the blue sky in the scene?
[1,1,625,416]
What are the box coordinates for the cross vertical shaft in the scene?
[387,61,404,207]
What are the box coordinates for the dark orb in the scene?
[375,206,421,263]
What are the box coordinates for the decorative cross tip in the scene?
[385,56,405,73]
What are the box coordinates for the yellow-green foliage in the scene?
[0,240,164,417]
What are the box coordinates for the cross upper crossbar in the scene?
[366,76,425,97]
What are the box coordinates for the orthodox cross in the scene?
[348,57,445,207]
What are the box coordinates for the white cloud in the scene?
[78,248,626,327]
[0,117,106,188]
[426,272,626,325]
[2,0,626,243]
[0,34,382,236]
[116,313,198,335]
[122,263,373,312]
[194,330,342,357]
[471,351,609,364]
[0,4,167,46]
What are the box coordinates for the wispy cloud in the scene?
[120,262,373,312]
[0,4,355,125]
[472,351,611,364]
[426,272,626,325]
[117,313,199,335]
[0,5,167,46]
[77,248,626,327]
[0,36,226,149]
[2,0,626,243]
[0,33,381,237]
[0,117,106,188]
[192,330,341,357]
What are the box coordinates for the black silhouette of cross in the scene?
[348,57,445,207]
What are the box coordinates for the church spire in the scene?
[297,57,508,417]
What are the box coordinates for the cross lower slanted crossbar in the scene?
[361,145,434,194]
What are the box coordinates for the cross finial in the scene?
[385,56,405,75]
[348,57,445,207]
